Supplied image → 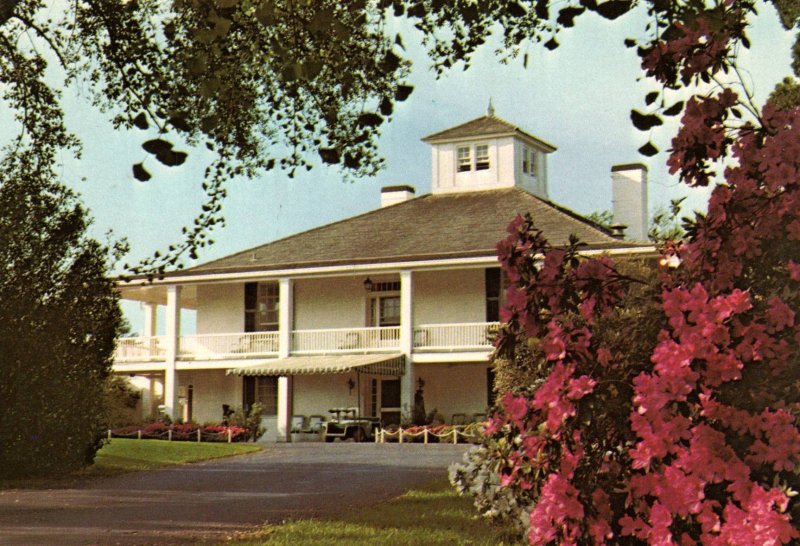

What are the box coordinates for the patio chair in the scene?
[290,415,306,433]
[451,413,467,426]
[304,414,326,433]
[339,332,362,350]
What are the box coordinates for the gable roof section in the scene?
[177,188,642,277]
[422,115,557,152]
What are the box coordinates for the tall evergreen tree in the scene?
[0,163,122,477]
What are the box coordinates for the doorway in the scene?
[373,378,401,426]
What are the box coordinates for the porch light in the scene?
[363,277,373,292]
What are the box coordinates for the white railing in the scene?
[115,336,167,362]
[115,323,499,363]
[292,326,400,354]
[413,322,499,352]
[178,332,280,360]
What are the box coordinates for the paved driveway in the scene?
[0,443,470,545]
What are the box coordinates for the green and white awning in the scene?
[227,354,405,377]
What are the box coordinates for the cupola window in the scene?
[457,143,490,173]
[475,144,490,170]
[522,146,536,175]
[457,146,471,172]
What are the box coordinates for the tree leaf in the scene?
[395,84,414,101]
[662,24,685,41]
[382,50,402,72]
[544,37,559,51]
[662,101,684,116]
[132,112,149,130]
[507,2,526,17]
[168,116,192,132]
[535,0,548,19]
[157,150,188,167]
[201,115,219,132]
[630,109,663,130]
[344,152,360,169]
[557,7,585,27]
[638,141,659,156]
[645,91,659,105]
[593,0,632,20]
[380,97,393,116]
[319,147,340,164]
[133,163,151,181]
[624,37,636,48]
[357,112,383,127]
[142,139,173,156]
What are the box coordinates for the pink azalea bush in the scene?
[464,4,800,544]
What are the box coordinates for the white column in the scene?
[399,270,414,416]
[278,278,294,358]
[143,302,158,359]
[276,278,294,441]
[276,376,293,442]
[143,302,158,337]
[163,285,181,419]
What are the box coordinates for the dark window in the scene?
[370,379,378,417]
[485,268,501,322]
[243,376,278,415]
[381,379,401,408]
[380,379,402,426]
[244,281,279,332]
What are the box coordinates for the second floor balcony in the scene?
[114,321,499,364]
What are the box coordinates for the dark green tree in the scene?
[0,165,123,477]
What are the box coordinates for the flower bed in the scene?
[109,422,251,442]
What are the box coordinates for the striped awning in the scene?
[226,354,405,377]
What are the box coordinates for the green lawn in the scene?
[232,479,524,546]
[1,438,261,488]
[89,438,262,476]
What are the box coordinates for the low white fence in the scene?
[376,424,484,444]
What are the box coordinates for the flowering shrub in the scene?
[450,444,534,534]
[110,422,251,442]
[475,3,800,541]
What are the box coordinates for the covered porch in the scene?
[228,353,406,441]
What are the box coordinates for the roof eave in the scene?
[114,244,656,289]
[422,130,557,152]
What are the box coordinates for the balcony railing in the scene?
[178,332,280,360]
[114,323,499,363]
[292,326,400,355]
[413,322,499,352]
[115,336,167,362]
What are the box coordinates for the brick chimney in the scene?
[380,185,415,208]
[611,164,648,241]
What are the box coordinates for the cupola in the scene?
[421,104,556,199]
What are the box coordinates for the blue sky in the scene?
[47,3,795,333]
